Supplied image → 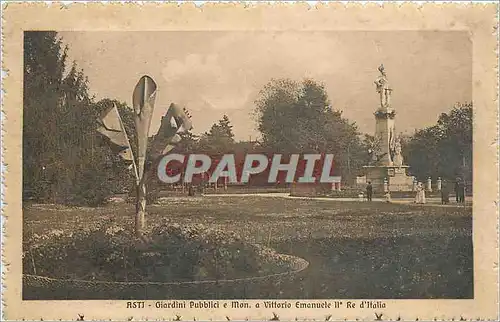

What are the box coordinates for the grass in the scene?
[23,196,472,300]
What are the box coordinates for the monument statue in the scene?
[374,64,393,109]
[362,64,414,192]
[392,138,404,167]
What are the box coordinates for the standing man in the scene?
[441,179,450,205]
[454,178,461,203]
[188,184,195,196]
[458,179,466,203]
[366,181,373,202]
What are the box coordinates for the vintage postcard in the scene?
[2,2,499,321]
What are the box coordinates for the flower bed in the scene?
[23,222,304,283]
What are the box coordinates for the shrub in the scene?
[23,222,291,282]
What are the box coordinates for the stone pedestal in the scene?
[331,182,342,191]
[374,108,396,165]
[363,165,414,192]
[426,177,432,192]
[383,178,389,192]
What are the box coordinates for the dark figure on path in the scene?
[458,180,466,203]
[454,179,460,203]
[441,180,450,204]
[198,177,207,194]
[454,178,466,203]
[188,184,195,196]
[366,181,373,201]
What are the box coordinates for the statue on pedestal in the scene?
[374,64,393,109]
[363,65,414,192]
[392,138,404,167]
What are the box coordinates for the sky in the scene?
[59,31,472,141]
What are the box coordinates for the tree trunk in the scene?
[135,179,146,238]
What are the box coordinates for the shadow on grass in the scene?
[274,234,473,299]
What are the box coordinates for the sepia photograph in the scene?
[22,30,473,300]
[2,3,498,321]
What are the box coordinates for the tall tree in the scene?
[23,31,119,205]
[255,79,304,152]
[254,78,367,181]
[199,115,235,154]
[23,31,67,201]
[404,102,473,182]
[174,130,200,153]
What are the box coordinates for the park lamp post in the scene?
[98,75,192,238]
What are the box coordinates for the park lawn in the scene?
[23,196,473,299]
